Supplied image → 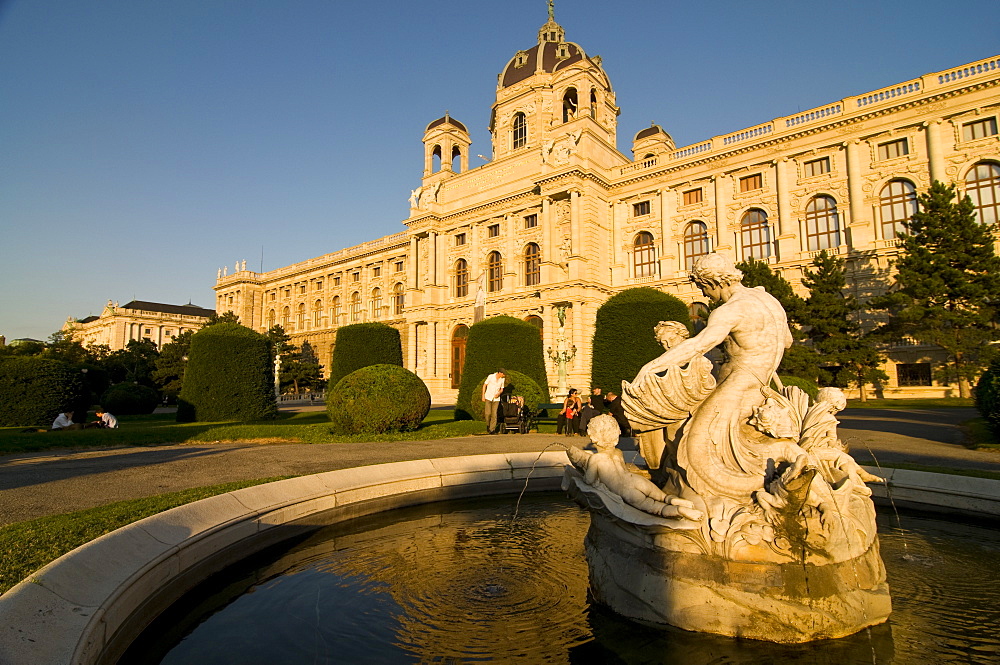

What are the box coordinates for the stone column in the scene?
[610,201,625,284]
[844,140,873,249]
[774,158,797,261]
[408,236,419,290]
[712,176,728,252]
[569,190,581,279]
[925,120,944,184]
[658,188,672,278]
[542,197,554,283]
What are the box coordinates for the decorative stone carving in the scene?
[541,131,582,165]
[563,252,891,643]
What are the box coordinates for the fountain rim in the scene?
[0,453,998,665]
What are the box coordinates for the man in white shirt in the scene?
[95,408,118,429]
[51,411,82,431]
[481,369,507,434]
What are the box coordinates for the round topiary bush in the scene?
[591,288,691,394]
[177,322,277,422]
[0,357,86,427]
[455,316,549,420]
[976,359,1000,434]
[465,370,544,423]
[327,364,431,435]
[327,323,403,390]
[100,383,160,415]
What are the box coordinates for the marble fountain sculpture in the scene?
[563,252,891,643]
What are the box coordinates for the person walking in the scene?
[481,368,507,434]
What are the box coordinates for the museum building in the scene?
[63,301,215,351]
[213,15,1000,402]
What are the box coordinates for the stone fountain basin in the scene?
[0,454,998,665]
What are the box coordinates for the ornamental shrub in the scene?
[0,356,86,427]
[455,316,549,420]
[590,288,690,394]
[327,364,430,434]
[778,375,820,401]
[100,383,160,415]
[327,323,403,389]
[176,322,277,422]
[976,358,1000,434]
[465,370,544,423]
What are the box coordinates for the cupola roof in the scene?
[425,113,468,133]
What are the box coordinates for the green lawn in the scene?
[846,397,975,409]
[0,478,289,595]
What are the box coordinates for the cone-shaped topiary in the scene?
[100,382,160,415]
[0,357,86,427]
[465,370,544,423]
[176,322,277,422]
[327,322,403,390]
[327,364,431,434]
[455,315,549,420]
[590,287,691,394]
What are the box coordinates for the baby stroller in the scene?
[499,393,529,434]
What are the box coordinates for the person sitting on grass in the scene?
[51,411,83,431]
[94,408,118,429]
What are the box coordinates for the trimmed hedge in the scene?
[778,375,820,401]
[326,364,431,434]
[465,370,544,423]
[176,323,277,422]
[455,316,549,420]
[590,288,691,394]
[976,358,1000,434]
[0,357,86,427]
[100,383,160,415]
[327,323,403,389]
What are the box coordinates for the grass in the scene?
[846,397,975,409]
[855,460,1000,481]
[960,416,1000,451]
[0,477,290,596]
[0,408,504,454]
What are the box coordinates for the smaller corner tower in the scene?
[422,112,471,178]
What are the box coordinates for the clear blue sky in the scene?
[2,0,998,341]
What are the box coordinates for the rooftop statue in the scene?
[563,252,891,643]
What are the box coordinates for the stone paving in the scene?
[0,408,997,527]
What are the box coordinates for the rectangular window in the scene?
[682,188,702,206]
[804,157,830,177]
[352,272,360,282]
[333,276,341,286]
[372,266,381,278]
[963,117,998,141]
[633,200,651,216]
[455,233,466,246]
[524,214,538,229]
[488,223,500,238]
[315,280,323,290]
[739,174,763,192]
[284,288,290,298]
[896,362,932,387]
[395,260,404,272]
[269,292,276,301]
[299,285,306,294]
[877,138,909,160]
[145,328,152,335]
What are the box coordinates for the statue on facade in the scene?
[562,252,890,643]
[217,268,222,280]
[409,187,422,208]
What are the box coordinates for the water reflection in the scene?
[123,495,1000,665]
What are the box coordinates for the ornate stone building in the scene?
[214,15,1000,401]
[63,300,214,350]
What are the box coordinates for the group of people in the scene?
[49,408,118,431]
[557,387,630,437]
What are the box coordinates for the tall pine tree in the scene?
[801,251,887,401]
[869,181,1000,397]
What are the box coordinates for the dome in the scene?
[634,123,673,143]
[425,114,468,133]
[499,18,600,89]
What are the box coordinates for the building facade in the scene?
[214,16,1000,401]
[63,300,214,350]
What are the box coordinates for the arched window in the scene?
[488,251,503,292]
[451,145,461,173]
[525,315,543,339]
[562,87,578,122]
[313,299,323,327]
[350,292,362,322]
[880,179,917,240]
[512,113,527,150]
[451,325,469,389]
[331,296,342,326]
[431,144,442,172]
[281,306,290,329]
[297,303,306,329]
[804,195,841,251]
[741,209,771,260]
[454,259,469,297]
[966,161,1000,225]
[266,309,275,329]
[683,222,710,271]
[524,243,541,286]
[634,232,656,277]
[589,88,597,119]
[370,288,382,320]
[393,283,404,315]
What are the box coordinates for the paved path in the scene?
[1,409,997,527]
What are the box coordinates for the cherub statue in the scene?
[566,414,702,521]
